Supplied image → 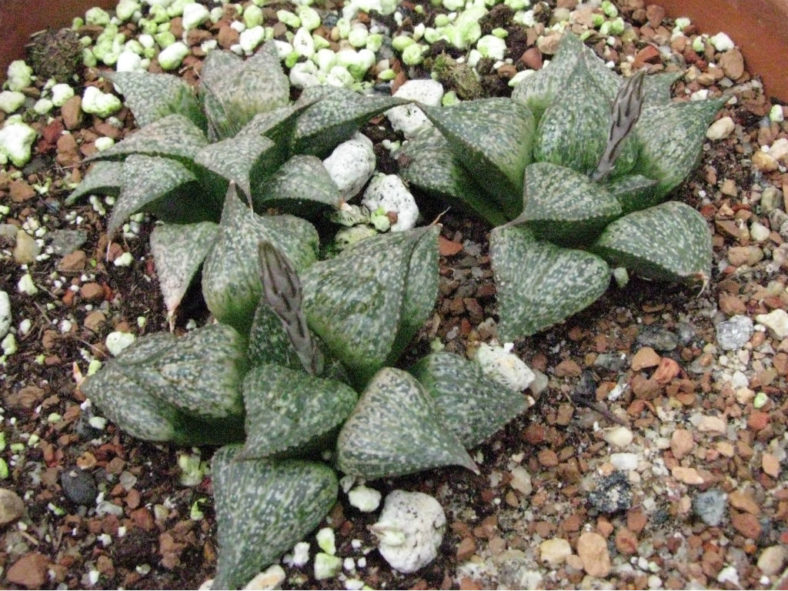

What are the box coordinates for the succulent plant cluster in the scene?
[401,33,723,340]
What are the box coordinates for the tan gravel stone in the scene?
[762,453,780,477]
[670,429,694,460]
[13,230,39,264]
[60,95,83,130]
[0,488,24,526]
[753,149,779,172]
[457,536,476,561]
[9,180,35,202]
[576,532,610,578]
[671,466,704,485]
[730,511,762,539]
[729,490,760,515]
[539,538,572,567]
[615,527,638,555]
[706,116,735,140]
[6,552,49,588]
[631,347,660,371]
[80,282,104,301]
[58,249,86,272]
[757,545,786,576]
[697,415,727,434]
[727,245,763,266]
[554,359,582,377]
[719,48,745,79]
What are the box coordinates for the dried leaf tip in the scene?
[258,241,323,375]
[592,70,646,182]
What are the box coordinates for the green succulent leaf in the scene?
[605,174,659,214]
[336,367,477,479]
[88,113,208,163]
[422,98,535,219]
[642,71,683,105]
[534,58,637,177]
[212,446,337,590]
[239,364,357,460]
[515,162,621,245]
[591,200,712,283]
[237,101,315,163]
[65,161,123,205]
[106,70,207,130]
[202,184,319,334]
[292,86,405,157]
[107,155,211,237]
[490,225,611,340]
[632,97,726,198]
[398,126,507,226]
[82,332,246,445]
[410,352,527,448]
[302,226,439,387]
[150,221,219,321]
[252,154,341,216]
[247,301,304,370]
[193,133,278,199]
[200,44,290,139]
[512,32,618,121]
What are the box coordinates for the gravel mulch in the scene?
[1,0,787,589]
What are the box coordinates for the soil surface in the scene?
[1,0,788,589]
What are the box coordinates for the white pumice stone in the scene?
[17,273,39,296]
[361,174,419,232]
[82,86,122,116]
[0,291,11,340]
[474,342,535,391]
[0,91,26,114]
[314,553,342,580]
[316,527,336,555]
[181,2,210,29]
[157,42,190,70]
[348,484,382,512]
[106,331,136,356]
[243,564,285,590]
[0,121,37,167]
[386,79,444,138]
[370,490,446,574]
[322,133,376,199]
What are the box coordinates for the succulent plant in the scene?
[400,32,723,340]
[81,229,527,588]
[66,42,404,323]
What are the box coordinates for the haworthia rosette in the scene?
[490,225,611,340]
[336,367,478,479]
[239,363,357,460]
[592,200,712,283]
[212,446,337,589]
[410,352,527,448]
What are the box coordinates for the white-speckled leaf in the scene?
[193,133,278,198]
[82,332,246,445]
[632,97,726,197]
[512,32,618,121]
[301,227,438,387]
[336,367,477,479]
[238,364,357,460]
[591,200,712,283]
[65,161,123,205]
[514,162,621,245]
[88,114,208,162]
[534,58,636,177]
[410,352,527,448]
[212,446,337,590]
[247,301,303,370]
[106,70,206,130]
[293,86,404,157]
[150,222,219,319]
[422,98,535,219]
[200,44,289,139]
[202,184,319,334]
[398,126,507,226]
[108,155,208,237]
[605,174,659,214]
[252,155,341,216]
[642,71,682,105]
[490,225,611,340]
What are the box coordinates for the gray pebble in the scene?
[594,352,628,372]
[47,229,87,255]
[716,315,753,350]
[587,471,631,514]
[637,325,679,351]
[676,322,696,346]
[60,467,98,505]
[693,489,727,526]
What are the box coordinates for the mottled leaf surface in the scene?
[642,71,682,105]
[534,58,636,177]
[632,98,725,197]
[88,114,208,162]
[239,364,357,460]
[301,227,438,387]
[202,185,319,334]
[212,446,337,589]
[410,352,527,448]
[336,368,477,479]
[398,126,507,226]
[293,86,404,157]
[491,225,611,340]
[108,155,205,237]
[247,302,304,370]
[605,174,659,214]
[193,133,278,198]
[107,70,206,130]
[200,45,289,139]
[422,98,535,218]
[150,222,219,319]
[516,162,621,245]
[65,161,123,205]
[592,200,712,283]
[252,154,341,215]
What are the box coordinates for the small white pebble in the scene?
[17,273,38,296]
[113,252,134,267]
[603,426,634,448]
[348,484,382,512]
[705,116,734,140]
[710,32,734,52]
[316,527,336,555]
[106,331,136,356]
